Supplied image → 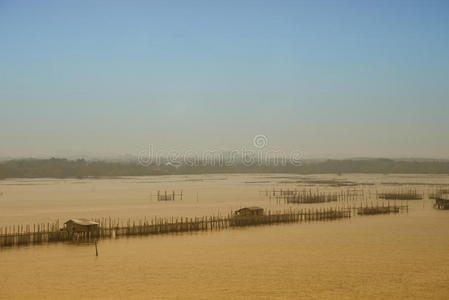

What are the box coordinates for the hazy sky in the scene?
[1,0,448,159]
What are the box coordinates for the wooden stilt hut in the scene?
[64,219,99,238]
[234,207,264,217]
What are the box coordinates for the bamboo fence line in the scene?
[0,204,408,248]
[229,207,350,226]
[264,188,365,204]
[356,203,408,215]
[151,190,183,201]
[0,207,348,248]
[377,188,423,200]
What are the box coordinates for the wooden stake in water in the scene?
[95,239,98,256]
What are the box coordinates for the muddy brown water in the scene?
[1,174,449,299]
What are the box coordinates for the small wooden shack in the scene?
[435,197,449,210]
[234,207,264,217]
[64,218,99,233]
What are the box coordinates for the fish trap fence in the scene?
[1,204,408,248]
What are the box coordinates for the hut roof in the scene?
[236,206,264,212]
[64,218,99,226]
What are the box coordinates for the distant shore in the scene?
[1,158,449,179]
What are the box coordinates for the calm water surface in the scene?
[1,174,448,299]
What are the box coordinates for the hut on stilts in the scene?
[64,219,99,239]
[434,197,449,210]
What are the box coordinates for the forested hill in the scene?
[1,158,449,179]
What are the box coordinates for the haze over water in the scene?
[1,174,449,299]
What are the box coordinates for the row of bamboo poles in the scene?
[0,204,409,248]
[264,188,361,203]
[356,203,408,215]
[284,190,339,204]
[262,187,437,205]
[229,207,350,226]
[152,190,183,201]
[430,188,449,209]
[377,188,423,200]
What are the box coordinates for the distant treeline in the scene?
[0,158,449,179]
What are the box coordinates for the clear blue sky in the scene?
[1,0,448,158]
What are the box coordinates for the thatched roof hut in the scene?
[64,218,99,233]
[234,207,264,216]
